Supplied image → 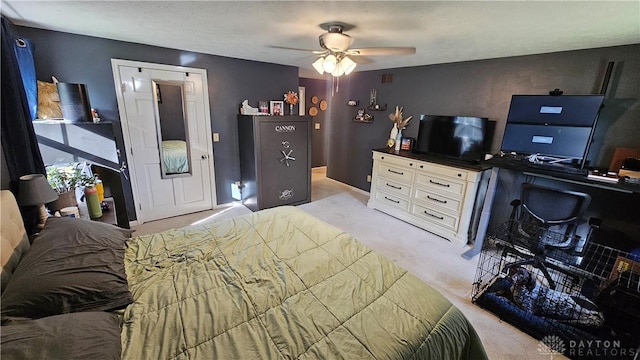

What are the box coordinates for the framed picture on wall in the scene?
[270,101,284,116]
[298,86,306,116]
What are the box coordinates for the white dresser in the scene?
[367,150,489,245]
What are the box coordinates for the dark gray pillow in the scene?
[1,312,121,359]
[1,217,134,320]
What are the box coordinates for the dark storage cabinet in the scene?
[238,115,312,211]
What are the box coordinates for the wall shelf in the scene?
[367,104,387,111]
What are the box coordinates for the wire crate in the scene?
[472,221,640,359]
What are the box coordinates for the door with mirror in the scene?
[112,60,215,223]
[154,80,191,178]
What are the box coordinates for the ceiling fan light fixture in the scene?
[312,57,325,75]
[319,32,353,52]
[339,56,356,75]
[331,62,345,77]
[322,54,337,73]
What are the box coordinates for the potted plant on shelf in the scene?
[46,164,95,212]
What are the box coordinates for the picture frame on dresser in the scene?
[270,101,284,116]
[400,137,414,151]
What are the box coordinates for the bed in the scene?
[162,140,189,174]
[0,190,487,359]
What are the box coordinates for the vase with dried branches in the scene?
[387,106,413,149]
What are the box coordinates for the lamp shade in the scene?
[340,56,357,75]
[18,174,58,206]
[312,57,325,75]
[322,54,337,73]
[331,62,345,77]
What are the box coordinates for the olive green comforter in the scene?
[121,206,487,359]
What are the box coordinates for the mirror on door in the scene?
[152,80,191,179]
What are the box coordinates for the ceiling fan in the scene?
[316,22,416,56]
[279,22,416,77]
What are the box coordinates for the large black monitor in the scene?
[506,95,604,126]
[500,95,604,166]
[501,124,593,161]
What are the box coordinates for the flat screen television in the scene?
[412,115,489,162]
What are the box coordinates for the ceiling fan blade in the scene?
[269,46,329,57]
[351,56,373,65]
[269,45,325,54]
[347,47,416,56]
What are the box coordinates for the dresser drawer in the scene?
[415,173,466,198]
[373,191,410,212]
[374,151,422,169]
[414,188,461,214]
[415,162,470,181]
[377,162,415,184]
[412,203,458,231]
[375,177,412,198]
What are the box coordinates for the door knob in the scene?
[201,154,208,159]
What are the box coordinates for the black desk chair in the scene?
[503,183,591,289]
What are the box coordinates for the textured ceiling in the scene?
[3,1,639,78]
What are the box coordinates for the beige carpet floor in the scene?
[133,167,564,360]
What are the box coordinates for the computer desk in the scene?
[462,160,640,259]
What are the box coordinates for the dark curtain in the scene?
[1,16,46,233]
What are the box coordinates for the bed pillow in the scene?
[1,312,121,359]
[1,217,134,320]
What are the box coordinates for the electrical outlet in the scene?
[213,133,220,142]
[367,175,372,182]
[314,123,320,130]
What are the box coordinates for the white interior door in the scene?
[112,60,216,224]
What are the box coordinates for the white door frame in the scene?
[111,59,216,224]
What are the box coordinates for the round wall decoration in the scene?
[319,100,328,111]
[311,96,319,104]
[308,106,318,116]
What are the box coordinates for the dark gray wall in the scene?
[17,26,299,221]
[324,45,640,191]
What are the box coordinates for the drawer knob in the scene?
[429,179,450,187]
[420,165,424,169]
[409,163,413,166]
[458,173,462,177]
[423,211,444,220]
[381,156,385,159]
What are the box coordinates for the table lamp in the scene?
[18,174,59,228]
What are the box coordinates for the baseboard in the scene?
[323,176,370,197]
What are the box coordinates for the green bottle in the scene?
[84,186,103,219]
